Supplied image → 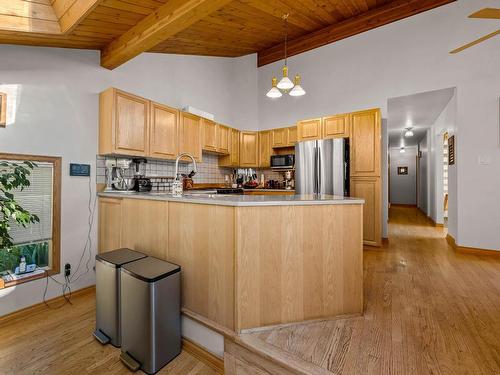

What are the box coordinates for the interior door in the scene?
[295,140,317,194]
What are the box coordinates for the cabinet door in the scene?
[217,124,230,154]
[323,114,349,139]
[259,131,271,168]
[179,112,202,162]
[202,119,218,152]
[98,198,122,253]
[297,118,322,141]
[350,109,381,177]
[121,199,169,259]
[271,128,287,148]
[114,90,149,156]
[218,128,240,167]
[287,126,297,146]
[350,177,381,246]
[239,131,259,167]
[149,102,178,159]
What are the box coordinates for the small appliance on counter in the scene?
[105,158,135,191]
[132,158,152,192]
[283,170,295,190]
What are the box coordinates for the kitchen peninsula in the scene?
[98,192,364,334]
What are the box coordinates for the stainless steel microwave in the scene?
[270,154,294,169]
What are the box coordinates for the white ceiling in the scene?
[388,87,455,148]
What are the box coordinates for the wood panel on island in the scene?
[98,197,364,334]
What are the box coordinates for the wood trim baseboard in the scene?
[391,203,417,207]
[446,234,500,257]
[182,308,236,339]
[0,285,95,326]
[182,338,224,374]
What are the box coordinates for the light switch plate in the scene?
[478,155,491,165]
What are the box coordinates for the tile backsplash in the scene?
[97,152,283,185]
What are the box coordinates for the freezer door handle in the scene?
[317,147,322,195]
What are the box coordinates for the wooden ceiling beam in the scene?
[56,0,103,34]
[257,0,456,67]
[100,0,233,70]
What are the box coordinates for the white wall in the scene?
[390,147,417,205]
[418,131,429,215]
[257,0,500,250]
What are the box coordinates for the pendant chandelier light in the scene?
[404,127,414,137]
[266,14,305,98]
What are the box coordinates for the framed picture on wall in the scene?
[397,166,408,175]
[0,93,6,127]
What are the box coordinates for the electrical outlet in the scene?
[65,263,71,277]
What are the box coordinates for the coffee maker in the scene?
[132,158,152,192]
[284,170,294,190]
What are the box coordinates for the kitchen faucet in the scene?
[172,153,197,197]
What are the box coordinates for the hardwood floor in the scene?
[245,206,500,374]
[0,290,216,375]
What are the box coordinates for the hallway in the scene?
[244,206,500,374]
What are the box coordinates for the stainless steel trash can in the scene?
[119,257,181,375]
[93,248,147,347]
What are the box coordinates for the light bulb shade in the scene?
[267,87,282,98]
[405,130,414,137]
[289,84,305,96]
[400,148,405,153]
[277,76,294,90]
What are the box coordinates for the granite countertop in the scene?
[98,191,364,207]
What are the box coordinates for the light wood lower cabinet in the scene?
[168,202,235,330]
[350,177,381,246]
[239,131,259,167]
[120,199,169,259]
[98,197,122,253]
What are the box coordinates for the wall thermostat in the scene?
[70,163,91,177]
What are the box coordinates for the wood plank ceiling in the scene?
[0,0,455,69]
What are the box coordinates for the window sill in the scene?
[0,270,50,289]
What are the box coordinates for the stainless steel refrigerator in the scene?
[295,138,349,196]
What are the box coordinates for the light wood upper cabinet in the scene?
[149,102,178,159]
[202,118,218,152]
[219,128,240,167]
[350,109,381,177]
[99,88,149,156]
[287,126,297,146]
[98,197,122,253]
[323,114,350,139]
[271,128,287,148]
[217,124,230,154]
[239,131,259,167]
[259,131,272,168]
[350,177,381,246]
[179,112,202,162]
[297,118,322,141]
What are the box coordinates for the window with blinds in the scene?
[9,162,54,246]
[1,155,60,276]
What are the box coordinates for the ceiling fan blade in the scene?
[450,29,500,54]
[469,8,500,19]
